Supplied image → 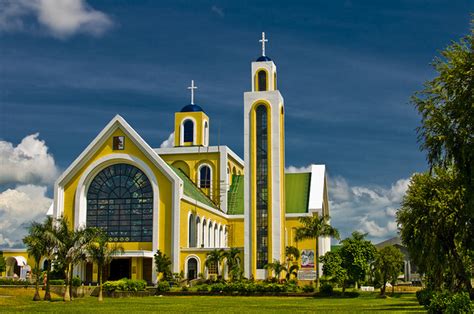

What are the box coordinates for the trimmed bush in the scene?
[319,283,334,296]
[156,281,170,292]
[103,279,147,292]
[302,284,315,293]
[210,283,225,293]
[428,291,472,314]
[180,285,189,292]
[416,288,434,307]
[196,284,209,292]
[72,276,81,287]
[0,278,29,286]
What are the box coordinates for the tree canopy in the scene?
[374,246,404,296]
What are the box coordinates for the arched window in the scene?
[86,163,153,242]
[199,165,211,189]
[187,257,198,280]
[196,216,201,247]
[202,219,207,248]
[214,224,218,247]
[183,120,194,143]
[208,222,213,248]
[188,213,196,247]
[257,70,267,91]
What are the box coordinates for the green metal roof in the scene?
[285,173,311,214]
[169,165,219,210]
[228,175,244,215]
[226,173,311,215]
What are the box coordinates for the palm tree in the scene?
[294,215,340,290]
[154,250,172,282]
[49,218,96,301]
[285,246,300,280]
[23,221,46,301]
[223,248,241,281]
[205,249,224,278]
[87,229,124,301]
[264,260,287,281]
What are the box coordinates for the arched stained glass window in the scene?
[86,163,153,242]
[183,120,194,143]
[199,165,211,188]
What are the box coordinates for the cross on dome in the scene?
[259,32,268,56]
[187,80,198,105]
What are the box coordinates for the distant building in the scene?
[375,237,420,282]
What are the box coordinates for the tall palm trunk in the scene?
[63,264,71,301]
[33,262,41,301]
[44,265,51,301]
[69,267,74,300]
[98,264,103,302]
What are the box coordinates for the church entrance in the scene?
[187,258,198,280]
[109,258,131,280]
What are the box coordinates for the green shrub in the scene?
[0,278,29,286]
[416,288,434,307]
[72,275,81,287]
[49,279,65,286]
[156,281,170,292]
[302,284,315,293]
[210,283,225,293]
[319,283,334,296]
[428,291,472,314]
[196,284,209,292]
[180,285,188,292]
[103,279,147,292]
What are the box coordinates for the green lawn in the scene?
[0,288,424,313]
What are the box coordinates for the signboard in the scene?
[300,249,315,268]
[297,270,317,281]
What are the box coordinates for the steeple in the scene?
[174,80,210,147]
[244,33,285,279]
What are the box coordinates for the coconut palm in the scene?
[223,248,241,281]
[87,229,124,301]
[23,221,46,301]
[264,260,287,281]
[205,249,224,278]
[294,214,340,290]
[49,218,96,301]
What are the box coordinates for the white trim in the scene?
[182,195,241,220]
[52,115,182,274]
[180,117,197,146]
[112,250,155,258]
[285,213,312,218]
[74,154,161,253]
[154,145,244,167]
[184,255,201,279]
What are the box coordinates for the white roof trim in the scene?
[56,115,181,187]
[112,250,154,258]
[154,145,244,167]
[308,164,327,213]
[46,202,53,216]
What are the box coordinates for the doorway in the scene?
[109,258,131,280]
[187,258,198,280]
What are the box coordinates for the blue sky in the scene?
[0,0,472,247]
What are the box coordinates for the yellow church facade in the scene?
[2,34,331,283]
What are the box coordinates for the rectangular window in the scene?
[208,261,218,274]
[113,136,125,150]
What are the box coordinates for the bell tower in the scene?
[244,33,286,279]
[174,80,210,147]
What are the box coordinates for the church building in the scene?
[2,33,331,283]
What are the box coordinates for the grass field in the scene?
[0,287,425,313]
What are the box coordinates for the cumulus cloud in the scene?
[0,0,113,38]
[159,132,175,148]
[0,184,52,248]
[329,176,410,243]
[286,165,312,173]
[0,133,59,185]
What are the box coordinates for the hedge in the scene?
[103,278,147,292]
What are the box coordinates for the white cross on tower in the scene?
[187,80,198,105]
[259,32,268,57]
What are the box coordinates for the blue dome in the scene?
[256,55,272,62]
[180,104,204,112]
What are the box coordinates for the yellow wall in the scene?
[161,152,220,204]
[1,251,34,277]
[174,112,209,147]
[61,127,174,257]
[285,217,318,271]
[228,218,245,248]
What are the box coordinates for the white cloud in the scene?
[286,165,312,173]
[329,176,411,243]
[211,5,224,18]
[0,0,113,38]
[0,184,52,248]
[159,132,175,148]
[0,133,59,185]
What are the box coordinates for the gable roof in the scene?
[285,172,311,214]
[55,115,181,188]
[228,175,244,215]
[169,165,219,210]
